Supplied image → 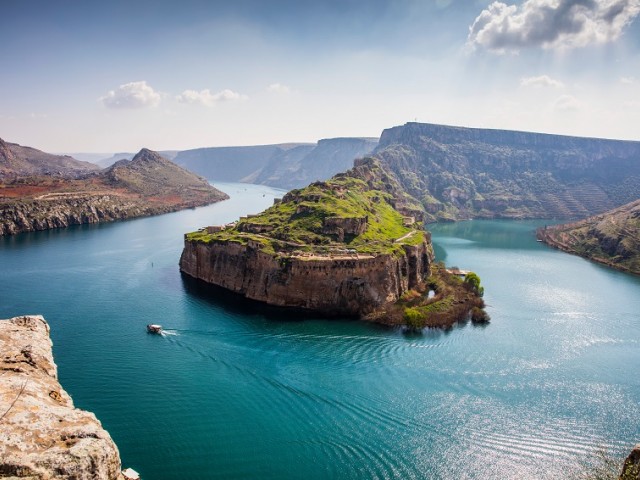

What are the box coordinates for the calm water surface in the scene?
[1,183,639,479]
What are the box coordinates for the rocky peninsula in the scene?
[180,158,488,326]
[537,199,640,275]
[1,143,228,236]
[0,315,124,479]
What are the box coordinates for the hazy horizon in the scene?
[2,0,640,152]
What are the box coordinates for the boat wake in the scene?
[160,330,179,336]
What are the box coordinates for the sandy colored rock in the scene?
[0,315,122,479]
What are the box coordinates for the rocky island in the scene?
[180,158,488,326]
[0,315,124,479]
[0,140,228,236]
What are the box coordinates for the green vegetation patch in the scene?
[184,160,427,257]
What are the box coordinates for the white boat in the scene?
[146,324,162,334]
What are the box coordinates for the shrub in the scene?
[403,307,426,331]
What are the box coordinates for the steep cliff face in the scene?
[172,137,377,189]
[254,137,378,189]
[180,239,431,316]
[180,159,433,318]
[374,122,640,221]
[0,315,122,480]
[0,194,211,236]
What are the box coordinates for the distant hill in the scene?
[537,199,640,275]
[253,138,379,189]
[0,146,227,236]
[173,144,296,183]
[372,122,640,221]
[103,148,214,197]
[173,138,378,189]
[63,151,180,168]
[0,138,99,178]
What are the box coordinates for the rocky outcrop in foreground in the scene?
[0,315,122,479]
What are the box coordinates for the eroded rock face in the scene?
[179,238,432,317]
[0,315,122,480]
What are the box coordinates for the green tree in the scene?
[464,272,484,297]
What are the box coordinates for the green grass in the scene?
[185,161,426,257]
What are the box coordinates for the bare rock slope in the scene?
[0,315,122,479]
[0,147,228,236]
[537,198,640,275]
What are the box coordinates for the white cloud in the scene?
[267,83,292,94]
[100,81,161,109]
[554,94,583,111]
[620,76,636,84]
[176,88,248,106]
[520,75,565,88]
[468,0,640,53]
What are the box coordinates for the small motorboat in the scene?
[146,324,162,334]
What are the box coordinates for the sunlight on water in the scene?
[1,198,639,479]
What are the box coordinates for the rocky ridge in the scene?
[0,138,99,179]
[0,315,123,479]
[374,122,640,221]
[536,198,640,275]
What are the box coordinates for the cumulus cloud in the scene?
[100,81,161,109]
[520,75,565,88]
[176,88,248,106]
[267,83,292,94]
[468,0,640,53]
[554,94,583,111]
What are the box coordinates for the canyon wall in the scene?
[374,122,640,221]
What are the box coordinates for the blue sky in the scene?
[1,0,639,152]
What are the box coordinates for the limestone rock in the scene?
[0,315,122,480]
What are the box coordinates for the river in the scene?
[1,183,639,479]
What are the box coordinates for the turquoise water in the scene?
[1,185,639,479]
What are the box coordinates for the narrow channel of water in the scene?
[1,186,638,479]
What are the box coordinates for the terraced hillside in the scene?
[373,123,640,221]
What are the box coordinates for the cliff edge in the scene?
[0,315,122,480]
[180,158,433,318]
